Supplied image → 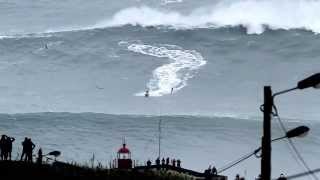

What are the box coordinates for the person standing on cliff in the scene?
[0,135,7,160]
[5,136,15,160]
[21,137,28,161]
[26,138,35,162]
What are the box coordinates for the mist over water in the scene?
[0,0,320,179]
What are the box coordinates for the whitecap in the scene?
[96,0,320,34]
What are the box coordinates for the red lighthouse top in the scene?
[117,142,132,169]
[118,144,130,154]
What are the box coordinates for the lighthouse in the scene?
[117,142,132,169]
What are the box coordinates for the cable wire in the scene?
[272,104,319,180]
[285,168,320,180]
[218,148,261,173]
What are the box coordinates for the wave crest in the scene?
[96,0,320,34]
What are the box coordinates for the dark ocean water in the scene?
[1,113,319,179]
[1,0,320,179]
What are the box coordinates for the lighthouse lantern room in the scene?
[117,142,132,169]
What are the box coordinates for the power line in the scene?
[218,148,261,173]
[272,105,318,180]
[271,168,320,180]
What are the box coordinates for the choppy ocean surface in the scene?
[1,0,320,179]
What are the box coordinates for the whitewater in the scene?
[0,0,320,179]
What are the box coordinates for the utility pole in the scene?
[158,118,162,159]
[261,86,273,180]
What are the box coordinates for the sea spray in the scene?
[96,0,320,34]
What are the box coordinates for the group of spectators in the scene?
[0,135,36,162]
[255,174,287,180]
[204,165,218,177]
[147,157,182,168]
[20,137,36,162]
[0,135,15,160]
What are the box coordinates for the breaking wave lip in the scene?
[95,0,320,34]
[125,42,206,97]
[3,0,320,38]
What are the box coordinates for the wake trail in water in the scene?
[126,43,206,97]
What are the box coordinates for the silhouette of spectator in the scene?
[177,159,181,168]
[166,157,169,165]
[211,166,217,175]
[37,148,43,165]
[204,166,212,179]
[277,174,287,180]
[21,137,28,161]
[155,158,160,165]
[235,174,240,180]
[146,159,151,167]
[172,159,176,167]
[5,136,15,160]
[155,157,160,170]
[0,135,7,160]
[255,174,262,180]
[161,158,165,166]
[26,138,35,162]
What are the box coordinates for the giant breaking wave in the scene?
[95,0,320,34]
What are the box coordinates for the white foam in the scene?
[0,33,54,40]
[127,43,206,97]
[96,0,320,34]
[161,0,183,5]
[0,26,92,40]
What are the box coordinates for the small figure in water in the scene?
[171,88,174,94]
[145,89,149,97]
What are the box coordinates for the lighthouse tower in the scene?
[117,142,132,169]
